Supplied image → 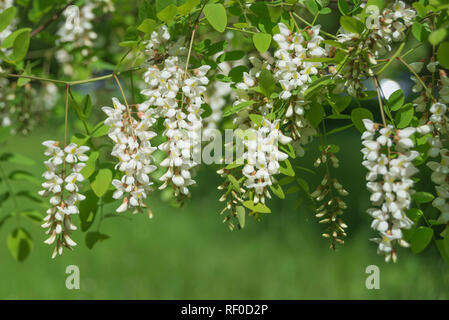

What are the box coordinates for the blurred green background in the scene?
[1,121,448,299]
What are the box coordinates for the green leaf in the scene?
[436,238,449,266]
[395,103,414,128]
[85,231,110,249]
[0,6,17,33]
[157,4,178,22]
[71,133,89,146]
[280,159,295,177]
[177,0,200,15]
[337,0,350,15]
[340,16,365,34]
[387,89,404,111]
[437,42,449,69]
[412,22,430,42]
[222,101,255,117]
[90,169,113,198]
[20,210,44,224]
[413,192,435,205]
[306,103,325,128]
[81,151,99,179]
[243,200,271,213]
[227,174,240,190]
[8,227,33,262]
[91,121,109,138]
[258,69,276,97]
[16,190,42,203]
[79,190,98,232]
[216,50,244,63]
[406,208,423,223]
[252,33,272,53]
[12,29,30,61]
[305,0,319,15]
[0,152,35,165]
[236,205,245,228]
[204,3,227,33]
[429,28,447,46]
[413,2,427,17]
[8,170,40,185]
[351,107,373,132]
[411,226,433,254]
[2,28,31,49]
[138,18,157,34]
[249,114,263,126]
[270,184,285,199]
[0,191,10,206]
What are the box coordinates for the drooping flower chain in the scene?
[361,119,418,262]
[39,141,89,258]
[102,98,157,213]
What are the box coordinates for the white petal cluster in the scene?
[141,25,210,198]
[284,99,316,157]
[242,118,292,204]
[233,56,272,128]
[273,23,326,100]
[57,1,98,54]
[157,65,211,197]
[338,1,416,95]
[361,119,418,262]
[102,98,157,213]
[39,140,89,258]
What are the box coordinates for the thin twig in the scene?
[30,0,77,38]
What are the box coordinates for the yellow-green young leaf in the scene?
[177,0,200,15]
[270,184,285,199]
[305,0,319,15]
[0,6,17,33]
[279,159,295,177]
[340,16,365,34]
[243,200,271,213]
[411,226,433,254]
[429,28,447,46]
[258,68,276,97]
[137,18,157,34]
[13,29,30,61]
[222,100,255,117]
[8,227,33,262]
[252,33,272,53]
[337,0,350,15]
[236,205,245,228]
[351,107,373,132]
[157,4,178,22]
[227,174,240,190]
[437,42,449,69]
[204,3,227,32]
[413,2,427,17]
[90,168,113,197]
[85,231,110,249]
[8,170,39,185]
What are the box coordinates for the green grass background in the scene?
[1,123,448,300]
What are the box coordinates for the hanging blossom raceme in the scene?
[411,61,449,224]
[272,22,324,156]
[361,119,419,262]
[311,145,348,249]
[337,1,416,96]
[242,118,292,205]
[141,25,210,199]
[102,98,158,214]
[39,141,89,258]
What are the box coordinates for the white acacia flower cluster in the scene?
[337,1,416,95]
[102,98,157,213]
[411,63,449,223]
[242,118,291,204]
[273,23,326,100]
[57,1,97,54]
[39,141,89,258]
[361,119,418,262]
[141,25,210,198]
[233,56,272,128]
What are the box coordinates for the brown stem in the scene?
[30,0,77,38]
